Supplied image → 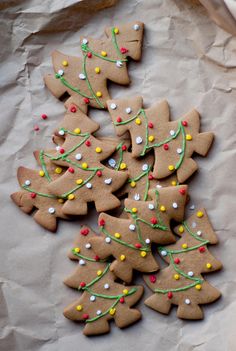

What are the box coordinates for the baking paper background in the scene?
[1,0,236,350]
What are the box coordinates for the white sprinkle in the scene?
[134,193,140,201]
[104,283,110,289]
[58,69,64,76]
[125,107,132,114]
[156,184,162,188]
[82,38,88,44]
[56,145,61,151]
[110,103,117,110]
[197,230,202,236]
[96,310,102,315]
[189,204,195,210]
[104,178,112,185]
[188,271,194,277]
[185,298,191,305]
[24,180,31,186]
[192,222,197,228]
[177,148,182,154]
[148,204,155,210]
[170,130,175,136]
[145,238,151,244]
[161,250,167,257]
[136,136,143,144]
[133,24,140,31]
[108,158,116,168]
[48,207,55,214]
[79,73,86,80]
[79,259,86,266]
[116,60,123,68]
[75,153,82,160]
[58,129,65,136]
[86,183,92,189]
[142,164,148,171]
[129,224,136,231]
[85,243,91,249]
[172,202,178,209]
[105,237,111,244]
[90,295,96,302]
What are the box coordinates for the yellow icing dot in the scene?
[62,60,68,67]
[130,181,136,188]
[206,263,212,269]
[58,198,64,203]
[95,67,100,74]
[148,135,155,142]
[120,254,126,261]
[96,91,102,97]
[82,162,88,169]
[109,308,116,316]
[182,243,188,249]
[39,170,45,177]
[178,226,184,233]
[74,128,81,134]
[168,165,174,171]
[174,274,180,280]
[171,181,177,186]
[123,289,129,295]
[135,118,141,125]
[97,270,102,276]
[140,251,147,258]
[114,27,119,34]
[68,194,75,200]
[74,247,80,253]
[55,167,63,174]
[120,162,127,170]
[197,211,204,218]
[76,305,83,311]
[101,51,107,57]
[186,134,192,141]
[114,232,121,238]
[76,178,83,185]
[132,207,137,213]
[160,205,166,212]
[95,147,102,153]
[195,284,202,290]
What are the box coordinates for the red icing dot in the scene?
[70,106,77,113]
[163,144,169,151]
[85,140,91,147]
[199,246,206,253]
[94,255,100,261]
[68,167,74,173]
[96,170,102,177]
[179,188,186,195]
[167,291,173,299]
[151,217,158,225]
[99,219,105,227]
[116,117,122,123]
[150,275,156,283]
[59,148,65,154]
[148,174,154,180]
[135,243,142,248]
[30,193,36,198]
[80,228,89,236]
[122,145,127,151]
[34,125,40,131]
[148,122,154,128]
[87,52,92,58]
[182,120,188,127]
[120,47,128,54]
[41,114,47,120]
[83,98,90,104]
[80,282,86,288]
[82,313,89,320]
[119,297,125,303]
[174,258,180,264]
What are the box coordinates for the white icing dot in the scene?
[108,158,116,168]
[79,259,86,266]
[156,184,162,188]
[90,295,96,302]
[110,103,117,110]
[133,24,140,31]
[177,148,182,154]
[116,60,123,67]
[75,153,82,160]
[136,136,143,144]
[56,145,61,151]
[172,202,178,209]
[86,183,92,189]
[188,271,194,277]
[185,298,191,305]
[58,129,65,136]
[58,69,64,76]
[96,310,102,315]
[197,230,202,236]
[105,237,111,244]
[170,130,175,136]
[148,204,155,210]
[104,283,110,289]
[134,193,140,201]
[104,178,112,185]
[192,222,197,228]
[82,38,88,44]
[129,224,136,231]
[85,243,91,249]
[48,207,55,214]
[161,250,167,257]
[79,73,86,80]
[142,164,148,171]
[125,107,132,114]
[24,180,31,186]
[189,204,195,210]
[145,238,151,244]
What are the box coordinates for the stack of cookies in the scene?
[11,21,222,336]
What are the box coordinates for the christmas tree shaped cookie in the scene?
[90,185,188,283]
[144,209,222,319]
[44,22,144,110]
[11,150,68,231]
[64,226,143,336]
[107,96,214,183]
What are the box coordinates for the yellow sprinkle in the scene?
[74,128,81,134]
[95,67,100,74]
[101,51,107,57]
[197,211,204,218]
[160,205,166,212]
[96,91,102,97]
[130,181,136,188]
[135,118,141,125]
[178,226,184,234]
[68,194,75,200]
[58,198,64,203]
[206,263,212,269]
[97,270,102,276]
[120,254,126,261]
[132,207,137,213]
[171,181,177,186]
[95,147,102,153]
[55,167,62,174]
[114,232,121,239]
[82,162,88,169]
[39,170,45,177]
[168,165,174,171]
[120,162,127,170]
[114,27,119,34]
[186,134,192,141]
[174,274,180,280]
[182,243,188,249]
[123,289,129,295]
[140,251,147,258]
[195,284,202,290]
[76,305,83,311]
[74,247,80,253]
[62,60,68,67]
[148,135,155,142]
[109,308,116,316]
[76,178,83,185]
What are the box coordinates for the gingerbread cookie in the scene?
[89,186,188,283]
[144,209,222,319]
[107,96,214,183]
[44,22,144,110]
[11,150,68,231]
[64,226,143,336]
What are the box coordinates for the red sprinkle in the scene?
[96,170,102,177]
[199,246,206,253]
[116,117,122,123]
[41,114,47,120]
[182,120,188,127]
[120,47,128,54]
[82,314,89,320]
[135,243,142,248]
[119,297,125,304]
[122,145,127,151]
[70,106,77,113]
[94,255,100,261]
[80,282,86,288]
[80,228,89,236]
[85,140,91,147]
[34,125,40,131]
[163,144,169,151]
[30,193,36,199]
[167,292,173,299]
[87,52,92,58]
[179,188,186,195]
[59,148,65,154]
[68,167,74,173]
[99,219,105,227]
[151,217,158,225]
[148,122,154,128]
[150,275,156,283]
[83,98,90,104]
[148,174,154,180]
[174,258,180,264]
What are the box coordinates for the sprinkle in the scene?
[182,120,188,127]
[148,135,155,142]
[197,211,204,218]
[104,283,110,289]
[148,204,155,210]
[120,47,128,54]
[116,116,122,123]
[76,305,83,311]
[105,237,111,244]
[185,299,191,305]
[120,162,127,170]
[80,228,89,236]
[174,258,180,264]
[135,243,142,249]
[68,167,74,173]
[206,263,212,269]
[70,105,77,113]
[68,194,75,200]
[178,225,184,233]
[132,207,137,213]
[80,282,86,287]
[31,193,36,198]
[41,114,47,119]
[167,292,173,299]
[108,158,116,168]
[161,250,167,257]
[177,148,182,154]
[130,181,136,188]
[136,136,143,144]
[151,217,158,224]
[87,52,92,58]
[79,259,85,266]
[163,144,169,150]
[84,97,90,104]
[74,247,80,253]
[170,130,175,136]
[101,51,107,57]
[82,38,88,44]
[96,91,102,97]
[192,222,197,228]
[75,153,82,160]
[156,184,162,189]
[96,170,102,177]
[186,134,192,141]
[58,129,65,136]
[174,274,180,280]
[114,232,121,238]
[57,69,64,76]
[122,145,127,151]
[199,246,206,253]
[85,140,91,146]
[188,271,194,277]
[95,147,102,153]
[82,314,89,320]
[110,103,117,110]
[197,230,202,236]
[76,179,83,185]
[195,284,202,290]
[86,183,92,189]
[120,297,125,303]
[129,224,136,231]
[104,178,112,185]
[140,251,147,257]
[182,243,188,249]
[109,308,116,316]
[95,67,100,74]
[79,73,86,80]
[55,146,60,151]
[55,167,62,174]
[189,204,195,210]
[62,60,68,66]
[25,180,31,186]
[171,181,177,186]
[59,148,65,154]
[99,219,105,226]
[125,107,132,114]
[97,270,102,276]
[34,125,40,131]
[148,122,153,128]
[90,295,96,302]
[48,207,55,214]
[160,205,166,212]
[120,254,126,261]
[134,193,140,201]
[133,24,140,30]
[168,165,174,171]
[142,164,149,171]
[116,60,123,67]
[172,202,178,209]
[74,128,81,134]
[96,310,102,315]
[150,275,156,283]
[135,118,141,125]
[123,289,129,295]
[114,27,119,34]
[82,162,88,169]
[179,188,186,195]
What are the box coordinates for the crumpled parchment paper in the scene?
[0,0,236,350]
